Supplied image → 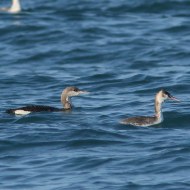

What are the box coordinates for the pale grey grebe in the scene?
[0,0,21,13]
[120,89,180,127]
[6,86,89,115]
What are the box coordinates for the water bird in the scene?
[0,0,21,13]
[120,89,180,127]
[6,86,89,115]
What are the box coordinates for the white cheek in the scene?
[157,97,166,103]
[161,97,167,102]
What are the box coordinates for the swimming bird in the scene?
[6,86,89,115]
[120,89,180,127]
[0,0,21,13]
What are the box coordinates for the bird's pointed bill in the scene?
[78,90,89,95]
[169,95,180,102]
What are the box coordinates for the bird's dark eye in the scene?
[74,88,78,92]
[162,90,172,98]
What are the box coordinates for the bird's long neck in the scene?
[9,0,21,13]
[61,93,72,110]
[154,96,163,121]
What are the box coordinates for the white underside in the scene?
[14,110,31,115]
[153,111,164,126]
[139,111,164,127]
[152,116,163,126]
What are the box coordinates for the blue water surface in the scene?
[0,0,190,189]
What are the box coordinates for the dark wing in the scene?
[6,105,62,114]
[121,116,157,126]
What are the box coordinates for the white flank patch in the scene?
[14,110,31,115]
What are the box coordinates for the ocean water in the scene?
[0,0,190,189]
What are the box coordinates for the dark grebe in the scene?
[6,86,88,115]
[120,90,180,127]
